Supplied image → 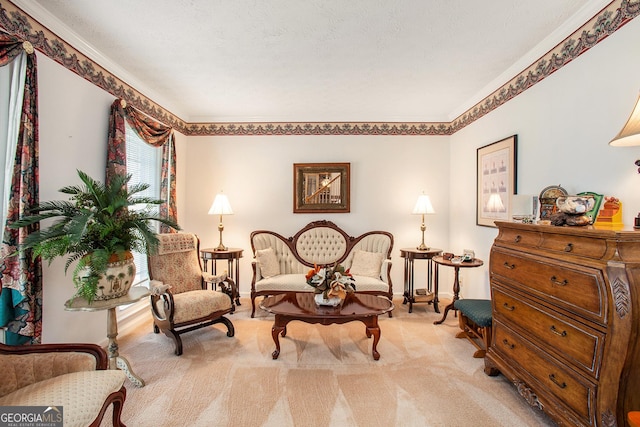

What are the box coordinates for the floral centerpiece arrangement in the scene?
[305,263,356,301]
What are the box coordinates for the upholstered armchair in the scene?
[0,342,127,426]
[147,233,236,356]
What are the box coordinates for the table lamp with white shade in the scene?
[412,193,435,251]
[208,193,233,251]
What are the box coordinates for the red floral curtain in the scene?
[0,33,42,345]
[106,99,177,232]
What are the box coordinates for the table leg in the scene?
[408,258,415,313]
[402,257,409,304]
[363,317,381,361]
[434,266,460,325]
[116,356,145,387]
[106,307,145,387]
[271,316,288,359]
[433,263,440,313]
[231,258,241,306]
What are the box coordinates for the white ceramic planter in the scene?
[76,254,136,301]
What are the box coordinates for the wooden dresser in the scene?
[485,221,640,427]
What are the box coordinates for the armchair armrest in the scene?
[251,259,262,281]
[380,259,392,283]
[203,272,237,304]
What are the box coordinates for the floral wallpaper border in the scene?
[0,0,638,137]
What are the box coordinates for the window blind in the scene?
[125,122,161,286]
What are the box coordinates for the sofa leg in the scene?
[251,297,256,318]
[218,316,235,337]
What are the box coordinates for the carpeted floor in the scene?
[104,297,556,426]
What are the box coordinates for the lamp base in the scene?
[214,243,228,251]
[416,243,430,251]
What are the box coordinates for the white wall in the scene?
[449,16,640,299]
[180,135,451,299]
[35,56,192,344]
[37,54,115,343]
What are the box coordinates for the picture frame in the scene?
[476,135,517,227]
[293,163,350,213]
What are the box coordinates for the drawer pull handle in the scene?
[550,276,568,286]
[514,235,521,243]
[550,325,567,337]
[503,262,515,269]
[564,243,573,252]
[502,302,515,311]
[502,339,515,349]
[549,374,567,389]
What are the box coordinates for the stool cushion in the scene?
[454,299,492,327]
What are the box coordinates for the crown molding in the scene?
[449,0,614,121]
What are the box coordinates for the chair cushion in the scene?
[0,370,125,427]
[160,290,231,324]
[255,247,280,278]
[254,274,388,293]
[454,299,493,327]
[349,250,383,278]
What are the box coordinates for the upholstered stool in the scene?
[453,299,492,358]
[629,411,640,427]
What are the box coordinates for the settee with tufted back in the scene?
[250,220,393,317]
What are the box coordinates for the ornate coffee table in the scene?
[260,292,394,360]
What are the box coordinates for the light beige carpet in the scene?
[104,297,555,427]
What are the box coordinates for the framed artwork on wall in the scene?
[476,135,518,227]
[293,163,350,213]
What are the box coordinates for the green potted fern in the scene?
[11,169,180,302]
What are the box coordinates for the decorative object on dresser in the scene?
[577,191,604,225]
[538,184,567,224]
[485,221,640,427]
[595,196,623,227]
[550,195,596,227]
[476,135,517,227]
[250,220,393,318]
[412,192,435,250]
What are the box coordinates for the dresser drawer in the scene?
[493,322,596,424]
[495,227,541,248]
[492,286,604,377]
[490,249,606,323]
[540,233,607,260]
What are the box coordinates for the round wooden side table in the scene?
[399,248,442,313]
[432,255,483,325]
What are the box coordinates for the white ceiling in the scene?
[15,0,610,123]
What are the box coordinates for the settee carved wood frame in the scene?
[250,220,394,316]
